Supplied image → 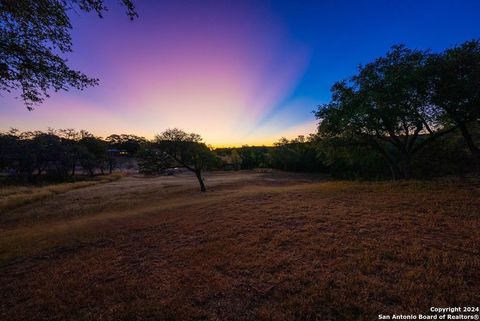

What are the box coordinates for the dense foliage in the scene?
[0,127,477,184]
[0,129,144,182]
[315,40,480,179]
[428,40,480,165]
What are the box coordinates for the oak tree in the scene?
[155,128,216,192]
[0,0,136,109]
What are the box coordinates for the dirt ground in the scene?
[1,171,479,321]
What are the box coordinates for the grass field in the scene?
[1,171,479,321]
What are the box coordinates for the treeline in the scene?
[0,129,145,182]
[218,129,476,179]
[216,136,324,172]
[0,125,477,184]
[1,40,479,183]
[0,128,219,190]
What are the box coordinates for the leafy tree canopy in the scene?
[428,40,480,164]
[154,128,217,192]
[0,0,136,109]
[316,45,458,178]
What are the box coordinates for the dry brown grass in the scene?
[0,174,123,212]
[0,171,479,321]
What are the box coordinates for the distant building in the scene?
[107,148,129,157]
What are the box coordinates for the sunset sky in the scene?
[1,0,480,146]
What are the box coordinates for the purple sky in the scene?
[1,0,479,146]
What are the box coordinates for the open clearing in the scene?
[1,171,479,321]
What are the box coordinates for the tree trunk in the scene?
[195,170,207,192]
[367,138,402,180]
[458,122,480,168]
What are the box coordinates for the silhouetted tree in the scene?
[106,134,146,156]
[316,45,457,179]
[270,135,323,172]
[137,144,172,175]
[78,135,108,176]
[155,128,217,192]
[428,40,480,167]
[0,129,81,180]
[0,129,30,178]
[237,145,269,169]
[30,131,67,177]
[0,0,136,109]
[105,134,147,173]
[315,135,392,179]
[57,129,82,176]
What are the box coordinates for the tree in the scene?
[29,131,67,177]
[0,0,136,109]
[0,128,76,180]
[428,40,480,166]
[230,149,242,170]
[316,45,456,179]
[137,144,172,176]
[78,135,108,176]
[154,128,216,192]
[57,128,82,176]
[237,145,269,169]
[314,135,392,179]
[106,134,146,156]
[0,129,26,178]
[270,136,322,172]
